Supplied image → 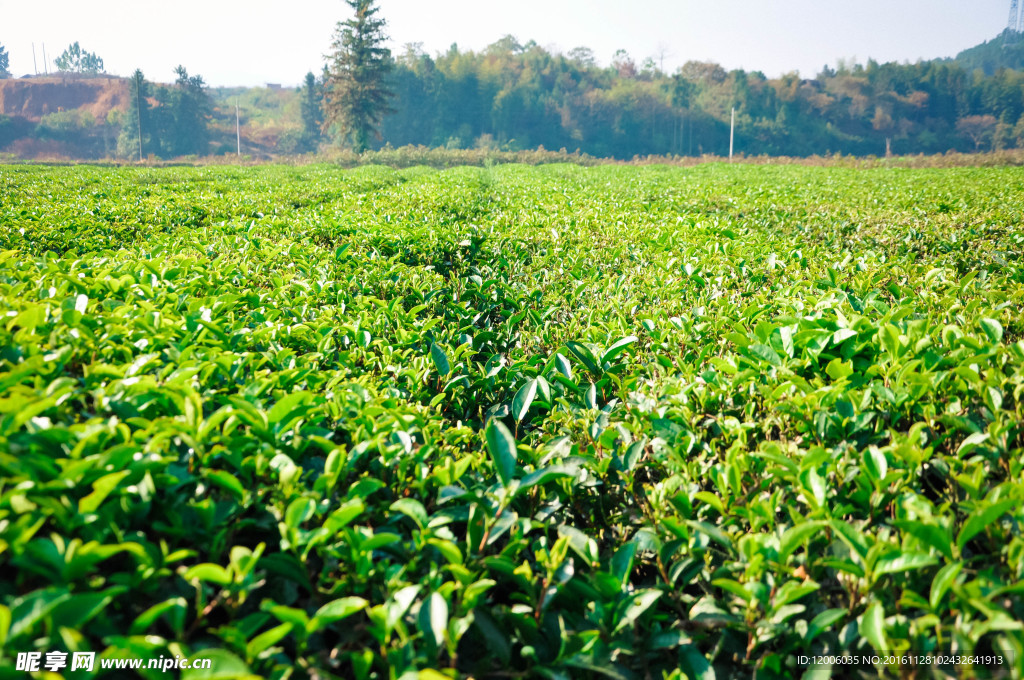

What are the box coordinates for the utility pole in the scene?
[32,43,38,75]
[236,100,241,157]
[42,44,48,75]
[729,107,735,162]
[136,75,143,162]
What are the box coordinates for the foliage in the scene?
[8,32,1024,161]
[951,31,1024,76]
[299,71,325,153]
[54,41,105,75]
[34,110,96,140]
[0,43,9,78]
[369,36,1024,159]
[210,86,301,129]
[117,69,154,160]
[324,0,395,152]
[1,163,1022,678]
[957,115,998,151]
[157,66,213,157]
[113,67,212,159]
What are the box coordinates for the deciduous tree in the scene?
[956,114,997,151]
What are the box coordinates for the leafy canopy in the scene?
[115,67,212,159]
[54,41,104,75]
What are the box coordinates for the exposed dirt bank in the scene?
[0,76,130,122]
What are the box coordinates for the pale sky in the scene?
[1,1,1013,87]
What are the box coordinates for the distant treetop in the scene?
[55,42,105,75]
[953,31,1024,75]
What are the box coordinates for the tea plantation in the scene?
[1,163,1022,679]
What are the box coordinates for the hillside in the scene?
[952,30,1024,75]
[0,75,130,122]
[3,30,1024,160]
[0,76,300,160]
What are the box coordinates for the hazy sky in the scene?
[2,1,1014,87]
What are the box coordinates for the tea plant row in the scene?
[0,163,1022,679]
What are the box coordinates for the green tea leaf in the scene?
[181,650,256,679]
[566,341,600,375]
[184,564,232,586]
[485,419,518,488]
[806,608,846,642]
[874,551,937,577]
[247,622,293,657]
[860,601,886,652]
[929,562,963,611]
[390,498,428,529]
[430,343,451,376]
[512,378,538,422]
[601,335,638,364]
[78,471,131,513]
[613,589,662,633]
[419,592,448,649]
[748,343,782,367]
[980,318,1003,343]
[894,521,953,561]
[312,597,368,630]
[957,499,1016,549]
[285,498,316,529]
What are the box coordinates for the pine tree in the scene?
[300,71,325,151]
[117,70,152,159]
[162,66,211,157]
[324,0,394,152]
[0,43,10,78]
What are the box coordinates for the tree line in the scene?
[311,3,1024,158]
[361,35,1024,158]
[5,8,1024,159]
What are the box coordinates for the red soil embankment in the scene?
[0,76,130,122]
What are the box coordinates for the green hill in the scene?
[953,30,1024,75]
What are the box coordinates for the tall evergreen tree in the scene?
[0,43,10,78]
[117,70,153,159]
[161,66,211,157]
[300,71,325,151]
[324,0,394,152]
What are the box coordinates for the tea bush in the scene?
[1,163,1022,679]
